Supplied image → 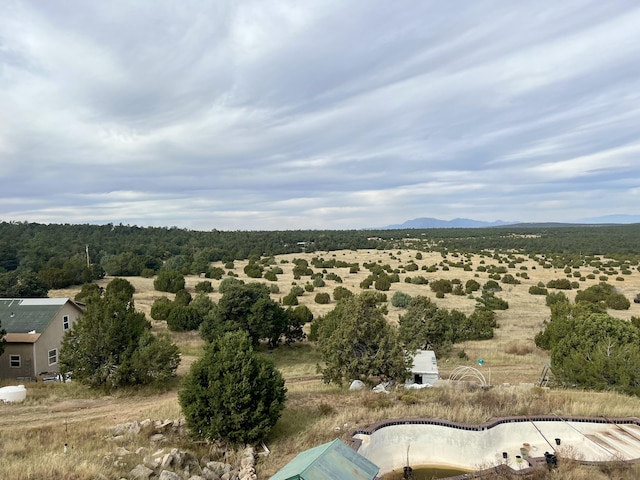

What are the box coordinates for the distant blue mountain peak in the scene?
[379,217,516,229]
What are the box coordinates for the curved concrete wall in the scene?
[352,417,640,475]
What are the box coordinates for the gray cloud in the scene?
[1,0,640,230]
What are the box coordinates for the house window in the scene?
[63,315,70,331]
[10,355,21,368]
[48,349,58,366]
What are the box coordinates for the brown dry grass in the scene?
[3,246,640,479]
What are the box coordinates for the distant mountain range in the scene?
[379,215,640,229]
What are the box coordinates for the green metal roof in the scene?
[269,439,379,480]
[0,298,77,334]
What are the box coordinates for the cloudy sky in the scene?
[1,1,639,230]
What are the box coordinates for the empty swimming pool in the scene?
[351,416,640,477]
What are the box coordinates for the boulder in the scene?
[206,461,231,476]
[149,433,166,443]
[154,420,173,432]
[158,471,180,480]
[129,464,154,480]
[372,383,389,394]
[114,447,131,457]
[200,467,222,480]
[349,380,365,391]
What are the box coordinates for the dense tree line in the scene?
[0,222,381,294]
[2,221,640,295]
[393,224,640,255]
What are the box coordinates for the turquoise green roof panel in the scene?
[270,438,379,480]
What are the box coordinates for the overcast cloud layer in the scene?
[1,1,639,230]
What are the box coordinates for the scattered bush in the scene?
[476,292,508,311]
[167,306,203,332]
[218,277,245,294]
[325,272,342,283]
[174,289,192,307]
[430,279,452,294]
[483,280,502,292]
[243,262,264,278]
[150,296,174,320]
[528,285,548,295]
[374,275,391,291]
[194,281,213,293]
[205,266,225,280]
[575,282,630,310]
[264,270,278,281]
[546,291,569,306]
[333,286,353,301]
[282,291,299,306]
[290,285,305,296]
[314,292,331,304]
[546,278,573,290]
[391,291,412,308]
[154,271,185,293]
[501,274,520,285]
[411,276,429,285]
[465,279,481,294]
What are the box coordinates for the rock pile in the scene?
[106,419,257,480]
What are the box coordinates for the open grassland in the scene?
[3,246,640,479]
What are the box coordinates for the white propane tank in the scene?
[0,385,27,403]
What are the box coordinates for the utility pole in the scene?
[85,245,90,267]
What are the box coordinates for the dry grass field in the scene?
[3,246,640,479]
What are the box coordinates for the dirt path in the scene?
[0,390,179,430]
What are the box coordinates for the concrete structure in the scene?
[0,298,83,380]
[409,349,439,386]
[270,438,379,480]
[353,416,640,477]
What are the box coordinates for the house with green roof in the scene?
[0,298,83,380]
[270,438,379,480]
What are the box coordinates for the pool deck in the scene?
[351,415,640,477]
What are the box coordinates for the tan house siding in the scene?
[33,303,81,376]
[0,343,34,379]
[0,299,83,379]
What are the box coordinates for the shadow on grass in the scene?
[257,342,322,369]
[269,405,325,441]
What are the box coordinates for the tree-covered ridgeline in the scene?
[2,221,640,294]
